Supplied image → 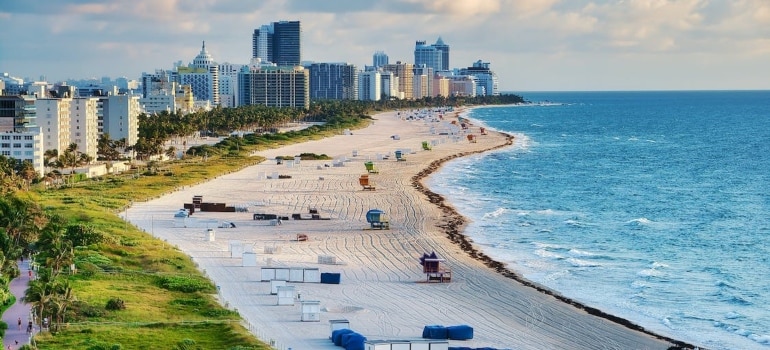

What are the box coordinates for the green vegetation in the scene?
[0,96,524,349]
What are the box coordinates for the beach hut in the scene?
[304,268,321,283]
[394,150,406,161]
[206,228,215,241]
[422,141,432,150]
[289,267,305,282]
[359,175,376,191]
[229,241,244,258]
[261,267,276,281]
[329,319,350,337]
[364,341,391,350]
[274,267,290,281]
[270,279,286,294]
[366,209,390,230]
[301,300,321,322]
[410,340,448,350]
[467,134,477,143]
[276,285,295,305]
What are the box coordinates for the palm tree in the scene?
[58,143,90,186]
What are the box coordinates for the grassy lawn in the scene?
[27,117,369,349]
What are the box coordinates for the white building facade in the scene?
[0,127,44,176]
[101,95,141,147]
[358,70,381,101]
[36,98,72,153]
[70,97,100,160]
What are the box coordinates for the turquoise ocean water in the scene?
[428,91,770,349]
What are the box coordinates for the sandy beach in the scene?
[126,109,676,350]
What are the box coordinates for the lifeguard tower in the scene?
[359,174,375,191]
[420,252,451,283]
[364,161,379,174]
[395,150,406,161]
[365,209,390,230]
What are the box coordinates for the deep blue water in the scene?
[428,91,770,349]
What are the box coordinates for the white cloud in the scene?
[1,0,768,90]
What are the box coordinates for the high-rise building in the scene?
[178,42,219,106]
[218,62,243,107]
[70,97,100,160]
[433,76,450,97]
[100,95,141,147]
[412,65,434,99]
[0,126,44,176]
[373,51,389,69]
[459,60,499,96]
[36,98,72,153]
[414,41,442,73]
[382,62,414,99]
[358,71,381,101]
[379,71,398,100]
[252,21,301,66]
[0,95,36,132]
[252,24,273,62]
[238,65,309,109]
[433,37,450,71]
[308,63,358,100]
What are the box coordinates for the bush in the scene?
[105,298,126,311]
[157,276,212,293]
[71,301,106,318]
[170,298,207,307]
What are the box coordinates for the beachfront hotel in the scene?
[307,62,358,100]
[238,65,309,109]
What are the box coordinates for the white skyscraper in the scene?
[101,95,141,147]
[358,70,381,101]
[36,98,72,153]
[218,62,243,107]
[70,97,100,160]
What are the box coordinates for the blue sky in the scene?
[1,0,768,91]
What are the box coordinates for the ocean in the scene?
[428,91,770,350]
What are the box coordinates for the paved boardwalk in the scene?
[2,260,33,350]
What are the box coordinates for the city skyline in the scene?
[1,0,769,91]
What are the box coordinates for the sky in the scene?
[1,0,769,91]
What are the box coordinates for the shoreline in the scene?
[409,121,697,349]
[127,108,691,349]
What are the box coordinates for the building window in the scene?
[1,143,9,148]
[13,143,21,148]
[24,143,33,148]
[24,136,32,140]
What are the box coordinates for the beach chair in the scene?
[395,150,406,161]
[364,161,378,174]
[422,141,432,151]
[359,175,375,191]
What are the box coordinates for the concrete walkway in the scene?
[2,260,33,350]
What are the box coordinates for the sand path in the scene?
[126,110,674,350]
